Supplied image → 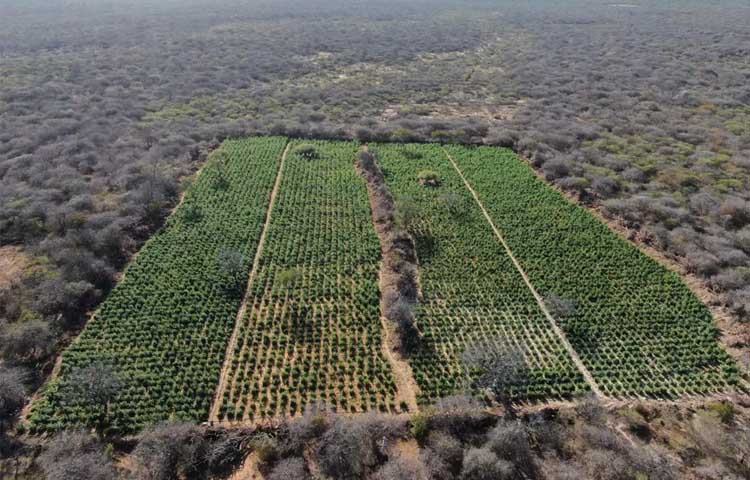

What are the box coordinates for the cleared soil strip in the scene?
[441,146,605,399]
[209,141,291,422]
[357,147,420,412]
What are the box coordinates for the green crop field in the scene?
[446,144,740,397]
[29,137,741,434]
[216,140,397,422]
[29,137,287,433]
[374,143,589,404]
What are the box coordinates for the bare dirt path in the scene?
[441,146,605,399]
[377,302,421,412]
[357,146,420,412]
[209,141,291,423]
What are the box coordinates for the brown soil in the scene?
[0,245,31,291]
[226,452,263,480]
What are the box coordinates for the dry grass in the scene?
[0,245,31,291]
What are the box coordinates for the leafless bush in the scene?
[461,447,514,480]
[430,395,493,440]
[267,457,309,480]
[317,417,380,479]
[426,431,463,473]
[485,420,536,478]
[283,402,334,455]
[575,396,606,426]
[38,431,116,480]
[132,422,206,480]
[373,456,429,480]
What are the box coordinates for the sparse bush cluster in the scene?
[358,150,421,355]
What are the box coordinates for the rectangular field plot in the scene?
[375,143,589,404]
[30,137,741,434]
[29,137,288,433]
[216,140,398,422]
[447,145,740,397]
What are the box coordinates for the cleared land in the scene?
[29,137,741,433]
[214,140,397,423]
[375,143,589,404]
[29,137,288,433]
[446,144,740,397]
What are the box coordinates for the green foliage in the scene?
[29,137,289,434]
[439,191,467,218]
[376,143,587,404]
[706,401,734,424]
[394,196,420,231]
[275,268,302,287]
[181,202,203,224]
[218,140,397,422]
[410,410,433,443]
[250,433,279,465]
[417,169,441,187]
[293,143,318,159]
[448,144,739,397]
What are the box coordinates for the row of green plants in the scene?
[446,144,741,397]
[28,137,289,433]
[218,140,399,421]
[375,143,590,405]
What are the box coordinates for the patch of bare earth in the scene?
[0,245,31,291]
[225,452,263,480]
[380,99,526,124]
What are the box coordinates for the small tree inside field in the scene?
[276,267,302,288]
[212,151,230,190]
[417,170,440,187]
[395,196,420,231]
[182,202,203,224]
[462,340,528,418]
[439,191,467,219]
[217,249,245,289]
[545,294,577,319]
[294,144,318,159]
[62,362,121,435]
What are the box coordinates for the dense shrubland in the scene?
[23,396,750,479]
[2,0,749,389]
[2,0,750,474]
